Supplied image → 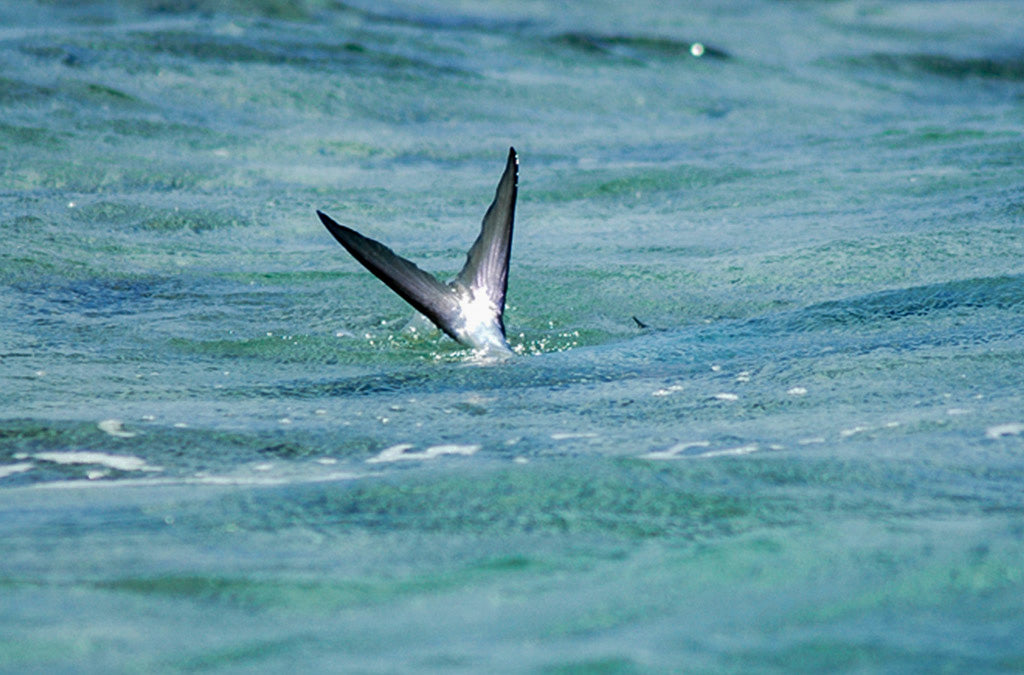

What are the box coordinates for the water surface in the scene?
[2,0,1024,671]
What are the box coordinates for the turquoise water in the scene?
[3,0,1024,671]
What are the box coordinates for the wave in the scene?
[854,52,1024,82]
[551,32,729,62]
[132,29,472,76]
[783,275,1024,332]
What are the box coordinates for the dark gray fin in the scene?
[316,210,463,341]
[455,147,518,334]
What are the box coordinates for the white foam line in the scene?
[29,471,367,491]
[643,442,760,460]
[0,463,34,479]
[696,444,759,459]
[366,443,480,464]
[181,471,366,486]
[365,443,413,463]
[642,441,711,460]
[33,452,162,472]
[550,432,599,440]
[98,419,136,438]
[423,444,480,458]
[986,423,1024,439]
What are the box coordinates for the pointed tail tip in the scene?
[317,209,348,238]
[316,209,334,227]
[507,147,518,173]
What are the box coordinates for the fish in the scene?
[317,147,518,355]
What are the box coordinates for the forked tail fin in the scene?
[317,147,519,351]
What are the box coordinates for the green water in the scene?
[2,0,1024,671]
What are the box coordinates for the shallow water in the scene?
[2,0,1024,671]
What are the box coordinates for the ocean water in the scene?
[2,0,1024,671]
